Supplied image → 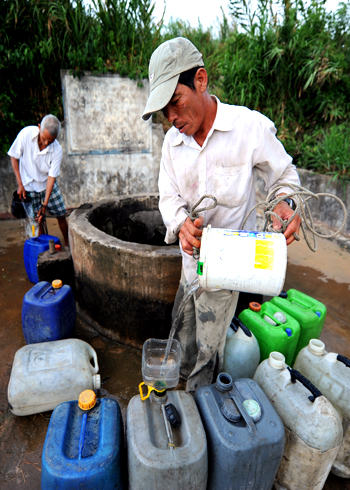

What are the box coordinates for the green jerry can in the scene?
[270,289,327,365]
[239,302,300,366]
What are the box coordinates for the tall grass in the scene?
[221,0,350,182]
[0,0,160,154]
[1,0,349,183]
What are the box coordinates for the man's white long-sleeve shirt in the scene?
[158,97,300,284]
[8,126,62,192]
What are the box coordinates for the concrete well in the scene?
[68,194,182,349]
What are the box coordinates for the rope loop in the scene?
[241,183,348,252]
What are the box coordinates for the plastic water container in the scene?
[223,316,260,379]
[142,338,181,390]
[197,226,287,296]
[42,390,123,489]
[271,289,327,364]
[253,352,343,490]
[294,339,350,478]
[239,301,300,365]
[8,339,101,416]
[22,280,76,344]
[23,234,61,283]
[127,390,207,490]
[194,373,285,490]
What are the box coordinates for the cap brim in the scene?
[142,75,180,121]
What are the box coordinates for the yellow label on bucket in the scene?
[254,240,274,270]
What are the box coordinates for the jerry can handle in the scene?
[139,382,152,400]
[230,317,252,338]
[139,382,166,401]
[287,367,322,402]
[229,383,256,434]
[337,354,350,368]
[86,344,99,374]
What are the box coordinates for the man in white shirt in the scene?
[142,37,301,392]
[8,114,69,246]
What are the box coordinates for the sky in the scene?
[152,0,343,31]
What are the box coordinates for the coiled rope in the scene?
[241,183,348,252]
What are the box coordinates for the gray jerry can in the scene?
[194,373,285,490]
[127,390,208,490]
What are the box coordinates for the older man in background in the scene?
[8,114,69,246]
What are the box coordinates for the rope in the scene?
[185,195,218,258]
[240,183,348,252]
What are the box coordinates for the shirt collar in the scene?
[171,96,234,148]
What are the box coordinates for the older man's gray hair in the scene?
[41,114,61,137]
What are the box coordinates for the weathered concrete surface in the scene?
[1,219,350,489]
[37,247,75,292]
[62,71,152,154]
[59,71,164,208]
[69,194,182,348]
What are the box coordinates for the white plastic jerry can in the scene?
[8,339,101,416]
[223,316,260,379]
[127,389,208,490]
[294,339,350,478]
[253,352,343,490]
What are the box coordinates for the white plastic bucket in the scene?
[198,226,287,296]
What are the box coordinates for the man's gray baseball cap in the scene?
[142,37,204,121]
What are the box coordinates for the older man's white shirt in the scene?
[8,126,62,192]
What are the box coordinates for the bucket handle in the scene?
[337,354,350,368]
[86,344,99,375]
[287,367,322,402]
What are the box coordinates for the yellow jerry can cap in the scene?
[78,390,97,410]
[52,279,63,289]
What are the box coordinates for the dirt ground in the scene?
[0,217,349,489]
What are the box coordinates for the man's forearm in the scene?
[11,157,23,187]
[43,176,55,206]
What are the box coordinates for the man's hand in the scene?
[272,200,301,245]
[36,205,47,224]
[179,216,204,255]
[17,184,26,200]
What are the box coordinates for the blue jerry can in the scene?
[42,394,124,490]
[22,280,76,344]
[23,234,60,283]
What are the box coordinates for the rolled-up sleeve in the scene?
[7,130,24,159]
[158,142,188,244]
[48,144,62,178]
[253,112,300,195]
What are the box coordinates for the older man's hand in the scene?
[179,216,204,255]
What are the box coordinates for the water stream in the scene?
[162,277,200,366]
[20,202,39,239]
